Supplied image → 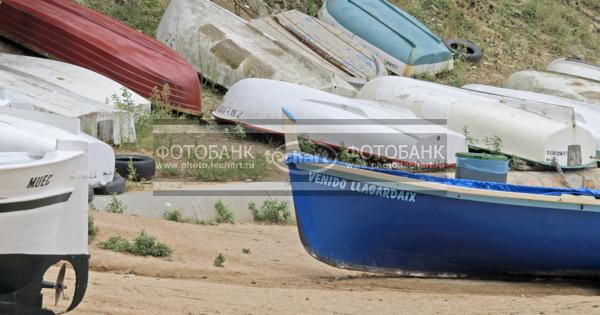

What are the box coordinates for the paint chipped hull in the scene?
[0,0,202,116]
[156,0,358,97]
[250,10,387,86]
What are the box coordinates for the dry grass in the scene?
[77,0,599,88]
[394,0,600,86]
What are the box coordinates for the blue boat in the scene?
[318,0,453,76]
[286,153,600,277]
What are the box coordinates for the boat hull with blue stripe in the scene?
[287,153,600,277]
[318,0,453,76]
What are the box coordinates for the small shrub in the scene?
[225,124,247,140]
[106,195,126,214]
[242,248,251,254]
[214,253,225,267]
[98,231,172,257]
[249,200,292,224]
[88,216,99,243]
[98,236,131,253]
[214,200,235,224]
[129,231,172,257]
[163,209,183,222]
[483,136,503,154]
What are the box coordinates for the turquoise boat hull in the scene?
[319,0,453,76]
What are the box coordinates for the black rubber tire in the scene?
[444,38,482,63]
[88,186,95,203]
[93,175,126,195]
[115,154,155,181]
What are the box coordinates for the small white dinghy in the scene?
[547,58,600,82]
[156,0,358,97]
[505,70,600,106]
[0,107,115,188]
[0,109,90,312]
[463,84,600,157]
[0,53,151,144]
[357,76,597,168]
[213,78,467,167]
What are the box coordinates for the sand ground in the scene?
[41,212,600,314]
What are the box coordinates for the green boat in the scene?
[318,0,453,76]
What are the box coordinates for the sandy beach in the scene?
[49,212,600,314]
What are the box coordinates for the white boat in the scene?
[0,107,115,188]
[0,110,89,312]
[357,76,597,168]
[0,53,151,144]
[250,10,386,87]
[156,0,358,97]
[463,84,600,157]
[213,78,467,167]
[547,58,600,82]
[505,70,600,106]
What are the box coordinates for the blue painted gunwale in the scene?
[286,154,600,277]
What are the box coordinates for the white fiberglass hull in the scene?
[0,134,89,311]
[463,84,600,156]
[156,0,357,97]
[505,70,600,106]
[214,78,467,167]
[0,108,114,187]
[0,53,150,144]
[357,76,597,168]
[547,58,600,82]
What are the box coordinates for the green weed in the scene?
[249,200,292,224]
[214,200,235,224]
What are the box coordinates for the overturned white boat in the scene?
[0,107,115,189]
[357,76,597,168]
[156,0,358,97]
[547,58,600,82]
[505,70,600,106]
[0,109,90,313]
[250,10,386,87]
[463,84,600,157]
[0,53,151,144]
[213,78,467,167]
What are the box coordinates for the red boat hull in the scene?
[0,0,202,116]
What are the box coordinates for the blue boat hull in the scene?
[288,163,600,277]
